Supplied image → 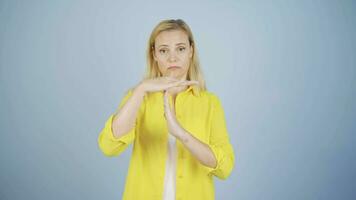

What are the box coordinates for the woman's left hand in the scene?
[163,90,183,138]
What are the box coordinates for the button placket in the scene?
[175,91,187,121]
[175,92,181,118]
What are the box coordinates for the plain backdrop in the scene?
[1,0,355,200]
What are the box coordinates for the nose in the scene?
[167,51,178,62]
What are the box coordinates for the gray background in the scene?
[1,0,355,199]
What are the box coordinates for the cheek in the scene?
[181,55,191,68]
[157,60,168,71]
[158,59,166,66]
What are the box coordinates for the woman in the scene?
[97,19,235,200]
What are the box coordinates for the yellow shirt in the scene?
[97,85,235,200]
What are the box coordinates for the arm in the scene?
[112,85,146,139]
[177,95,235,180]
[163,91,217,168]
[176,129,218,168]
[202,95,235,179]
[164,91,235,180]
[97,85,146,157]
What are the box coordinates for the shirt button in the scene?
[178,175,183,178]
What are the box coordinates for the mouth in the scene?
[168,66,180,69]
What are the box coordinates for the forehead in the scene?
[155,30,189,46]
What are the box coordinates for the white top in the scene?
[162,133,177,200]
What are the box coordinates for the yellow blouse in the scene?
[97,85,235,200]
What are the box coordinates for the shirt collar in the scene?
[185,85,201,97]
[155,85,201,97]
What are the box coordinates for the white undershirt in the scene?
[162,133,177,200]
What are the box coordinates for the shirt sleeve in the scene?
[203,94,235,180]
[97,88,139,157]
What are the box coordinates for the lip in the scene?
[168,66,180,69]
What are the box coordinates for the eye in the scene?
[159,49,168,54]
[178,47,186,52]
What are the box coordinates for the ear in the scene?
[189,44,193,58]
[152,46,158,61]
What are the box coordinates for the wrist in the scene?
[133,83,146,97]
[175,127,188,142]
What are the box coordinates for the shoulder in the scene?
[121,87,135,100]
[199,90,223,108]
[200,90,220,102]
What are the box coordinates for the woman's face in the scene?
[153,30,193,80]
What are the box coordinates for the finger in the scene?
[163,90,170,108]
[163,91,172,117]
[165,80,185,88]
[177,80,199,86]
[163,90,168,103]
[163,90,168,115]
[186,80,199,84]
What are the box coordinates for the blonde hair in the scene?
[143,19,207,92]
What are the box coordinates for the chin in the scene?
[169,74,185,80]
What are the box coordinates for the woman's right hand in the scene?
[137,77,199,93]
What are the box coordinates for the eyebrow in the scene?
[158,43,187,48]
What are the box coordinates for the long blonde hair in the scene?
[143,19,207,92]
